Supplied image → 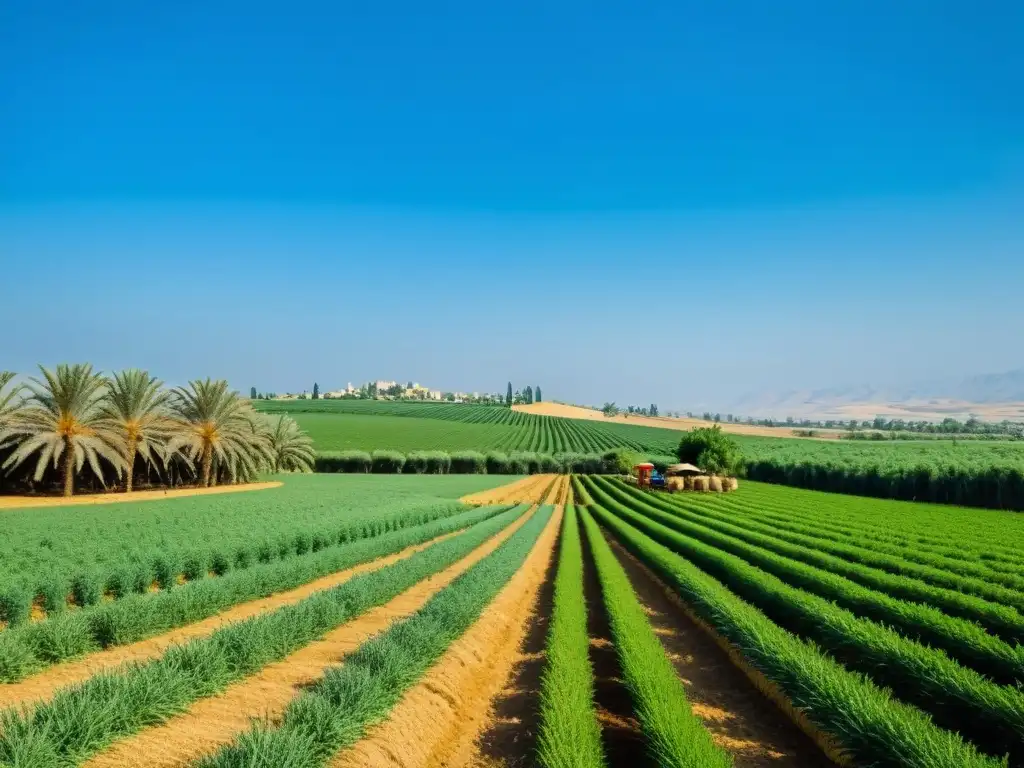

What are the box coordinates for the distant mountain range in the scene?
[725,369,1024,422]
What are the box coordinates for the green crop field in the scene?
[253,399,1024,510]
[566,474,1024,767]
[4,464,1024,766]
[0,474,515,629]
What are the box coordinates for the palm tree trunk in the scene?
[201,447,213,488]
[62,436,75,497]
[125,442,137,493]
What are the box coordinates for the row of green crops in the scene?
[579,505,732,768]
[315,449,620,475]
[0,499,479,628]
[195,505,555,767]
[0,475,513,601]
[255,399,676,455]
[584,499,1005,768]
[0,504,531,766]
[582,481,1024,763]
[663,485,1024,579]
[689,479,1024,559]
[0,504,514,683]
[536,506,606,768]
[592,479,1024,653]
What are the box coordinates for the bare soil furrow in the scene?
[329,506,562,768]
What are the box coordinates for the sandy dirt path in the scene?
[330,505,563,768]
[0,528,467,711]
[82,506,541,768]
[0,481,283,510]
[513,402,842,439]
[461,475,557,506]
[606,535,833,768]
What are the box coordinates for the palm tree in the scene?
[262,414,316,472]
[0,371,23,433]
[168,379,272,487]
[0,364,127,496]
[101,369,173,492]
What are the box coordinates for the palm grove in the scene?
[0,365,315,497]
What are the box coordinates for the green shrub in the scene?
[423,451,451,474]
[450,451,486,474]
[315,450,371,473]
[71,572,103,607]
[404,452,429,474]
[677,426,743,475]
[36,576,69,615]
[371,450,406,474]
[0,584,31,627]
[486,451,512,474]
[509,451,540,474]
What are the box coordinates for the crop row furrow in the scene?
[588,491,1024,761]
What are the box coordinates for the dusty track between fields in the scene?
[513,402,842,439]
[331,505,563,768]
[0,481,283,510]
[0,528,470,710]
[82,506,541,768]
[606,535,833,768]
[461,474,558,506]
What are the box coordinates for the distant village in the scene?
[267,380,517,405]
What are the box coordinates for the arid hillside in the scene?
[513,402,842,439]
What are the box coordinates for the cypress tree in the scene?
[250,386,257,399]
[506,382,513,406]
[536,386,542,402]
[312,382,320,400]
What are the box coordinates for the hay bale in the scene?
[709,476,723,492]
[683,475,694,490]
[666,476,685,491]
[692,475,710,492]
[725,477,739,492]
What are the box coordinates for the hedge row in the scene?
[315,450,622,475]
[744,458,1024,511]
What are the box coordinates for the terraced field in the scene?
[2,473,1022,768]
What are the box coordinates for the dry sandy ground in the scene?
[82,506,541,768]
[513,403,841,439]
[798,399,1024,422]
[460,475,559,506]
[331,506,562,768]
[0,481,283,510]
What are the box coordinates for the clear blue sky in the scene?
[2,2,1022,411]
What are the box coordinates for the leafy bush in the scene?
[423,451,451,474]
[677,426,743,476]
[450,451,486,474]
[0,584,31,627]
[371,450,406,474]
[315,450,371,473]
[403,452,429,474]
[509,451,541,474]
[485,452,512,474]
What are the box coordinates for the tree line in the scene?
[0,365,315,497]
[505,383,542,406]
